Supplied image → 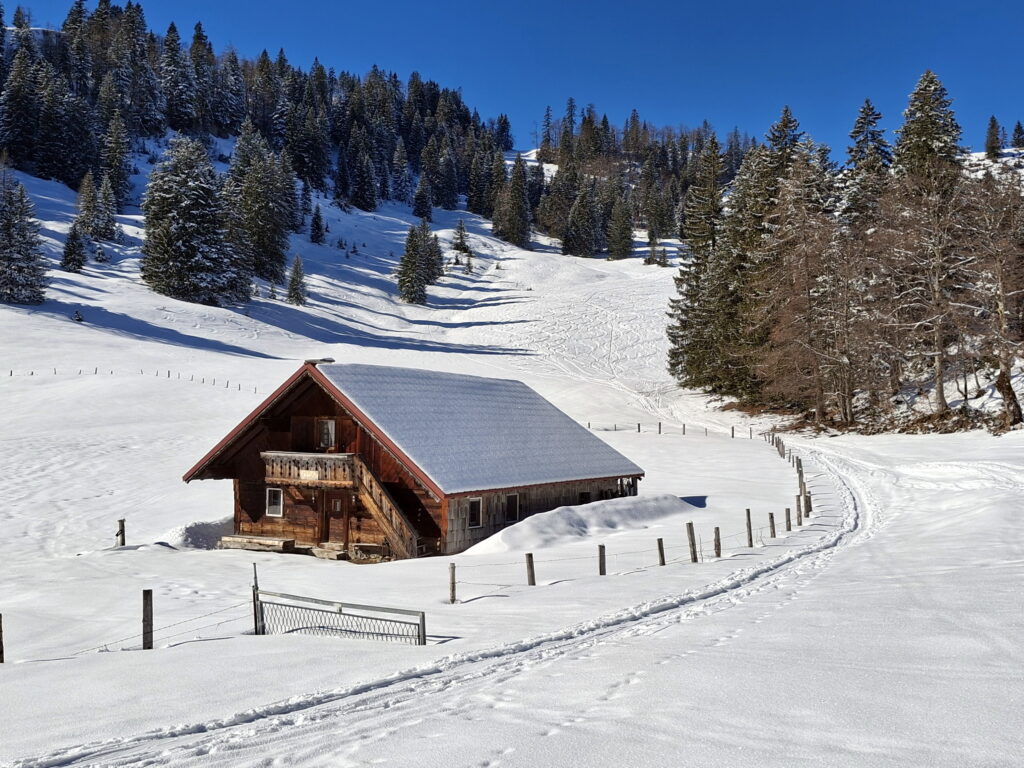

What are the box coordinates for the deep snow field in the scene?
[1,160,1022,767]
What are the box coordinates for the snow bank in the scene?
[162,516,233,549]
[464,494,692,554]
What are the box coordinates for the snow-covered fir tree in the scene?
[0,169,47,304]
[61,220,88,272]
[286,255,307,305]
[310,203,325,244]
[141,137,242,305]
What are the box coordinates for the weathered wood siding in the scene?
[443,478,623,553]
[224,376,439,549]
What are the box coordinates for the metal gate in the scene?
[253,588,426,646]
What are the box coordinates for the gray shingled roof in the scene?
[317,364,643,495]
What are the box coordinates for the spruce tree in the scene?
[160,22,197,132]
[397,223,427,304]
[607,197,634,260]
[141,137,241,305]
[0,49,38,166]
[893,70,962,178]
[841,99,892,229]
[76,171,98,237]
[93,173,119,240]
[391,139,412,203]
[985,115,1002,160]
[493,153,530,248]
[562,188,596,257]
[62,220,88,272]
[310,204,325,243]
[453,219,473,273]
[350,148,377,211]
[286,255,307,305]
[436,149,459,209]
[101,110,132,209]
[1013,121,1024,150]
[412,174,432,220]
[0,170,47,304]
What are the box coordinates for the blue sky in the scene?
[23,0,1024,157]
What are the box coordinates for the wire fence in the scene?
[4,366,268,395]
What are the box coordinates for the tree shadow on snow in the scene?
[30,301,281,359]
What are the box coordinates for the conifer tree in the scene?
[286,255,306,305]
[1013,121,1024,150]
[310,203,325,243]
[412,174,432,220]
[160,22,197,132]
[0,49,38,166]
[141,137,241,304]
[0,169,47,304]
[391,139,412,203]
[893,70,962,179]
[350,147,377,211]
[436,149,459,209]
[74,170,97,231]
[62,220,88,272]
[841,99,892,229]
[985,115,1002,160]
[607,197,633,260]
[93,172,119,240]
[223,128,294,283]
[397,223,427,304]
[562,187,596,257]
[100,110,132,209]
[452,218,471,255]
[493,153,530,248]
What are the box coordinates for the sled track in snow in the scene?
[15,447,872,768]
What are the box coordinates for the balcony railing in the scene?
[262,451,356,488]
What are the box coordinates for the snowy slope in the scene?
[0,156,1022,767]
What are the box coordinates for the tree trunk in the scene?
[995,355,1023,427]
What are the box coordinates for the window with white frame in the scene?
[504,494,519,523]
[266,487,284,517]
[468,498,482,528]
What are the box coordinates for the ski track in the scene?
[14,445,868,768]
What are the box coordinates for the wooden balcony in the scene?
[261,451,356,488]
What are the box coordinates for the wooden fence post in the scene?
[769,513,776,538]
[252,564,264,634]
[116,519,125,547]
[714,527,721,558]
[687,522,698,563]
[796,497,803,526]
[657,538,665,566]
[682,423,686,435]
[658,422,662,434]
[449,563,457,604]
[526,553,536,586]
[746,509,753,548]
[804,493,813,517]
[637,423,641,433]
[598,544,606,575]
[142,589,153,650]
[731,426,735,438]
[0,613,4,663]
[785,507,792,532]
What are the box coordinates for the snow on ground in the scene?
[0,158,1022,766]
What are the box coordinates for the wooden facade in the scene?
[184,362,643,560]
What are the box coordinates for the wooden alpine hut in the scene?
[183,361,644,559]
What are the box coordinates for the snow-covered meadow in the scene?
[0,164,1022,766]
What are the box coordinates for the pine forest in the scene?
[1,2,1023,433]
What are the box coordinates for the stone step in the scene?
[312,546,347,561]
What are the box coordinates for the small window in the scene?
[578,491,592,505]
[468,498,482,528]
[317,419,336,451]
[504,494,519,523]
[266,488,284,517]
